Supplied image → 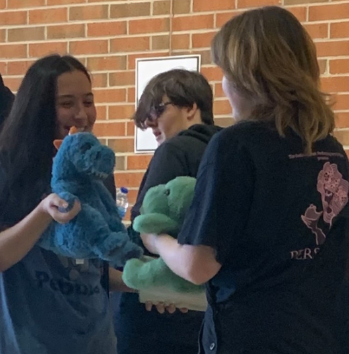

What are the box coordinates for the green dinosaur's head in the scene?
[133,176,196,237]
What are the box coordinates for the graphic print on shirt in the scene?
[301,162,348,245]
[35,255,101,296]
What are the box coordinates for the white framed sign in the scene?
[134,55,201,153]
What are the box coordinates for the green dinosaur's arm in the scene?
[122,255,203,293]
[133,213,178,235]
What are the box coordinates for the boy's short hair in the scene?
[133,69,214,129]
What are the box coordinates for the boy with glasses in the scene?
[113,69,222,354]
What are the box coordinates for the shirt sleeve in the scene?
[177,131,255,265]
[131,142,188,220]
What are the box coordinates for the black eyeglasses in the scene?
[147,101,173,121]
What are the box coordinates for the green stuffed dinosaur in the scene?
[122,176,207,311]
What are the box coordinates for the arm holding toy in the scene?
[109,267,136,292]
[0,193,81,272]
[140,233,221,285]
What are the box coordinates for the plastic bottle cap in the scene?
[120,187,129,194]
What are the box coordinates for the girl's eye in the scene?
[60,102,74,108]
[84,101,94,107]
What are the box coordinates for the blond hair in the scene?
[212,6,334,154]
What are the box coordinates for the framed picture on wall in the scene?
[134,55,201,153]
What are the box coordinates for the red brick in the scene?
[91,73,108,88]
[127,53,166,70]
[318,59,327,75]
[87,21,127,37]
[330,22,349,39]
[152,36,170,50]
[0,0,5,9]
[127,155,152,170]
[69,40,108,55]
[333,130,349,146]
[0,44,27,59]
[201,66,223,82]
[172,34,190,50]
[237,0,281,8]
[309,3,349,21]
[126,122,135,136]
[7,60,34,75]
[304,23,328,39]
[109,71,135,87]
[96,105,107,120]
[69,5,108,21]
[192,31,217,48]
[321,76,349,93]
[213,99,232,115]
[93,122,126,137]
[216,11,243,28]
[153,1,170,15]
[110,37,150,53]
[108,138,134,153]
[329,59,349,75]
[8,27,45,42]
[285,6,307,22]
[129,18,170,35]
[8,0,44,7]
[215,117,234,128]
[332,94,349,111]
[335,113,349,129]
[114,172,144,189]
[316,41,349,58]
[128,88,136,103]
[0,10,27,25]
[215,83,225,98]
[29,42,67,58]
[94,88,127,104]
[173,14,214,32]
[87,56,126,72]
[4,77,22,92]
[109,105,135,120]
[29,8,67,24]
[173,0,191,14]
[0,62,7,74]
[47,24,85,40]
[110,3,150,18]
[193,0,235,12]
[48,0,84,4]
[284,0,328,4]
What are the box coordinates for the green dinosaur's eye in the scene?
[164,189,170,196]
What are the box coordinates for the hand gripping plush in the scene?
[38,130,143,267]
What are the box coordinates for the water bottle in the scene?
[116,187,129,219]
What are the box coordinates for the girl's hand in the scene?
[40,193,81,224]
[145,301,188,314]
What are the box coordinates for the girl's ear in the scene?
[53,139,63,150]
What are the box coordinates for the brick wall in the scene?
[0,0,349,219]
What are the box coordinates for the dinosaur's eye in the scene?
[80,142,92,152]
[164,189,170,196]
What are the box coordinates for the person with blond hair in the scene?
[141,6,349,354]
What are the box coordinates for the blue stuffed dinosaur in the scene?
[38,131,143,267]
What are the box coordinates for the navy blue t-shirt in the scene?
[178,121,349,354]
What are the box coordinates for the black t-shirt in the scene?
[178,121,349,353]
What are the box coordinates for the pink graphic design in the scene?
[301,162,348,245]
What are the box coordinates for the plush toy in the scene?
[38,129,143,267]
[122,176,207,311]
